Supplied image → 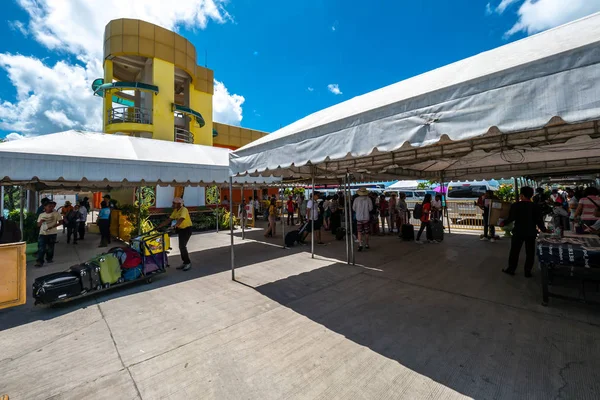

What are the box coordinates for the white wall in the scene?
[156,186,205,208]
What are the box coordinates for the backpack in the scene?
[413,203,423,220]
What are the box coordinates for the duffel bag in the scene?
[122,248,143,268]
[123,265,142,281]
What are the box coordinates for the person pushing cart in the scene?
[158,197,193,271]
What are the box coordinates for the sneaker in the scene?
[480,237,489,241]
[46,260,54,264]
[358,246,363,252]
[34,262,43,268]
[182,264,191,271]
[490,238,496,243]
[176,264,186,270]
[365,245,370,250]
[502,268,515,276]
[415,240,424,245]
[428,240,436,244]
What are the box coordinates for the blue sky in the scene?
[1,0,599,139]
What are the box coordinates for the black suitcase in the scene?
[431,220,444,242]
[335,227,346,241]
[70,263,102,292]
[33,272,83,304]
[285,230,300,247]
[401,224,414,241]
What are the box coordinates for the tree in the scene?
[417,181,436,189]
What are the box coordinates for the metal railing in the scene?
[405,200,485,230]
[107,107,152,125]
[174,127,194,144]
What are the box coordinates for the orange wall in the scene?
[220,188,278,204]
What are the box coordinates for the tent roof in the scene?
[0,130,278,190]
[230,13,600,180]
[388,180,421,189]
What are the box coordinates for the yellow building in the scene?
[94,18,268,149]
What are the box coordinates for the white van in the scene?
[446,180,500,221]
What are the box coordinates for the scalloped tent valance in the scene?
[230,13,600,181]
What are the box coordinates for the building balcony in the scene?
[174,127,194,144]
[107,106,152,125]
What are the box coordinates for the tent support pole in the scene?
[229,177,235,280]
[241,184,245,240]
[0,186,4,217]
[216,186,220,233]
[514,178,520,202]
[347,172,355,265]
[281,183,286,249]
[441,174,451,234]
[137,187,142,235]
[19,186,24,235]
[344,174,349,265]
[311,170,315,259]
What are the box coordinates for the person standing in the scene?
[264,199,277,237]
[60,200,73,234]
[379,194,389,235]
[574,187,600,229]
[432,194,443,222]
[159,197,193,271]
[298,194,307,225]
[305,192,324,245]
[238,198,248,228]
[500,186,546,278]
[97,201,111,247]
[65,205,80,244]
[35,201,62,267]
[286,195,296,226]
[78,200,88,240]
[353,188,373,251]
[416,194,434,244]
[389,193,398,234]
[396,192,409,229]
[36,198,50,217]
[477,190,497,242]
[329,195,341,235]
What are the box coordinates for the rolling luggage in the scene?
[431,220,444,242]
[285,230,300,247]
[335,227,346,241]
[33,272,82,304]
[91,253,122,285]
[121,248,142,268]
[70,263,102,292]
[401,224,414,241]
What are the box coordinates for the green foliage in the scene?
[8,209,38,243]
[496,184,515,202]
[206,185,219,205]
[417,181,436,189]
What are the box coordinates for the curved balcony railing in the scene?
[107,107,152,125]
[174,127,194,144]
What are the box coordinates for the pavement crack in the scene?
[97,302,144,400]
[554,360,584,400]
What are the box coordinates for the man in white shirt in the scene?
[35,201,63,267]
[78,201,88,241]
[304,192,324,245]
[352,188,373,251]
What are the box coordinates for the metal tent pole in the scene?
[137,187,142,235]
[241,184,245,240]
[281,183,286,249]
[514,178,520,202]
[229,177,235,280]
[0,186,4,217]
[344,175,350,265]
[216,186,220,233]
[311,171,315,259]
[19,186,24,234]
[441,175,451,234]
[347,172,355,265]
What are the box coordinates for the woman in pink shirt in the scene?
[575,187,600,228]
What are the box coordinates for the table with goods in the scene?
[33,230,171,305]
[537,235,600,306]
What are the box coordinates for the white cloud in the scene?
[8,20,28,36]
[0,0,244,136]
[327,84,342,95]
[307,87,314,92]
[485,3,493,15]
[501,0,600,37]
[495,0,520,14]
[213,80,245,125]
[5,132,26,141]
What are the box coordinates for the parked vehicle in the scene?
[446,181,499,223]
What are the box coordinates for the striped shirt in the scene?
[579,196,600,221]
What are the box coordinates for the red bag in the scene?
[122,248,143,268]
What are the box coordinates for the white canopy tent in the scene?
[388,180,421,190]
[0,130,279,190]
[230,13,600,181]
[228,13,600,274]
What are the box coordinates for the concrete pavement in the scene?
[1,225,600,399]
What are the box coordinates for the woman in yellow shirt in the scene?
[264,199,277,238]
[159,197,193,271]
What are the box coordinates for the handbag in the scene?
[587,197,600,218]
